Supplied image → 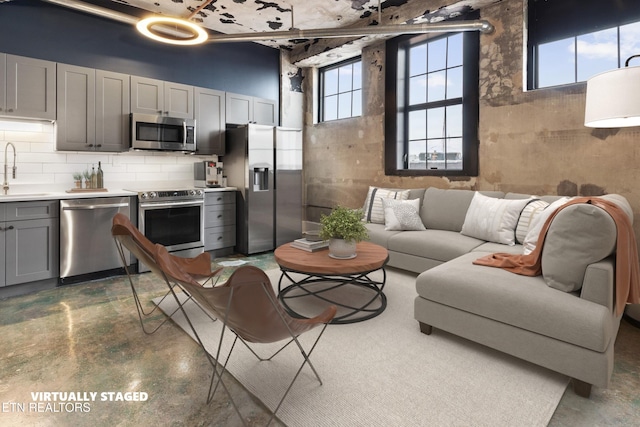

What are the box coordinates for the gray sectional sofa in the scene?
[364,187,633,397]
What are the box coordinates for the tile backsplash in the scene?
[0,120,216,189]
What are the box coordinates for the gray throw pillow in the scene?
[541,203,617,292]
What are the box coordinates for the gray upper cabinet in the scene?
[0,54,56,120]
[56,63,96,151]
[226,92,277,126]
[253,96,278,126]
[0,54,5,117]
[195,87,226,155]
[96,70,130,152]
[56,64,130,152]
[131,76,194,119]
[225,92,252,125]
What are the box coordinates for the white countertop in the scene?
[0,184,237,203]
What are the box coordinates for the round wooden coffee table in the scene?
[274,241,389,324]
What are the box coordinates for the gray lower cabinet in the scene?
[0,201,59,287]
[204,191,236,252]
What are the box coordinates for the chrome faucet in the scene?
[3,142,16,195]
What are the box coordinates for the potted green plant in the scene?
[319,206,369,259]
[72,172,82,189]
[82,170,92,189]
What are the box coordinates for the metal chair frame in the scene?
[111,214,219,335]
[204,285,330,426]
[154,248,335,427]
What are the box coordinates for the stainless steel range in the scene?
[128,187,205,272]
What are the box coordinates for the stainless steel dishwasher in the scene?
[59,196,133,281]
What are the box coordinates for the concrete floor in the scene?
[0,253,638,426]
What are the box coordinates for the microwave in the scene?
[130,113,196,152]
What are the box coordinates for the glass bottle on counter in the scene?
[90,165,97,189]
[97,161,104,189]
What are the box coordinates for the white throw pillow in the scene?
[522,197,571,255]
[382,198,426,231]
[515,199,549,244]
[361,186,410,224]
[460,192,531,245]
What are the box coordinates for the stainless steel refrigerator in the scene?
[226,123,276,254]
[275,127,303,247]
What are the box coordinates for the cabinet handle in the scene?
[96,144,102,147]
[7,108,14,112]
[217,214,223,218]
[164,111,169,115]
[217,236,223,240]
[0,225,14,231]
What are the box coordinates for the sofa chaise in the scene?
[363,186,634,397]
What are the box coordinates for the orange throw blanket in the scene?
[473,197,640,316]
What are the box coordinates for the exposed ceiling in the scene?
[42,0,500,66]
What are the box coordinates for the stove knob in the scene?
[196,189,204,196]
[188,189,196,196]
[149,191,157,199]
[140,192,148,200]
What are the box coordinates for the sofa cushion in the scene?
[460,192,531,245]
[387,230,484,263]
[365,223,401,249]
[415,252,613,352]
[541,202,617,292]
[472,242,523,255]
[420,188,505,232]
[382,198,426,231]
[362,186,410,224]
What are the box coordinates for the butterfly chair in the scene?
[154,243,337,427]
[111,213,221,334]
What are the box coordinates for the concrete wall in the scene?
[302,0,640,241]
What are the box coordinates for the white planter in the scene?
[328,238,357,259]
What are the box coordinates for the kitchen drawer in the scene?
[205,204,236,228]
[205,225,236,250]
[5,201,58,220]
[205,191,235,206]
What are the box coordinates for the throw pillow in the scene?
[382,198,426,231]
[362,186,410,224]
[542,202,617,292]
[460,192,531,245]
[515,199,549,244]
[522,197,570,255]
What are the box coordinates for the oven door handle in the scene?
[62,203,130,210]
[139,200,204,209]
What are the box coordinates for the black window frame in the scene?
[527,0,640,90]
[384,31,480,177]
[319,56,362,122]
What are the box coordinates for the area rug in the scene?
[154,268,568,427]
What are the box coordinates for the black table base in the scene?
[277,267,387,324]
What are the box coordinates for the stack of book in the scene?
[290,238,329,252]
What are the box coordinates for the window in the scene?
[320,58,362,122]
[528,0,640,89]
[385,31,479,176]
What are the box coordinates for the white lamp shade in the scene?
[584,66,640,128]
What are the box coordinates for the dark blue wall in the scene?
[0,0,280,102]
